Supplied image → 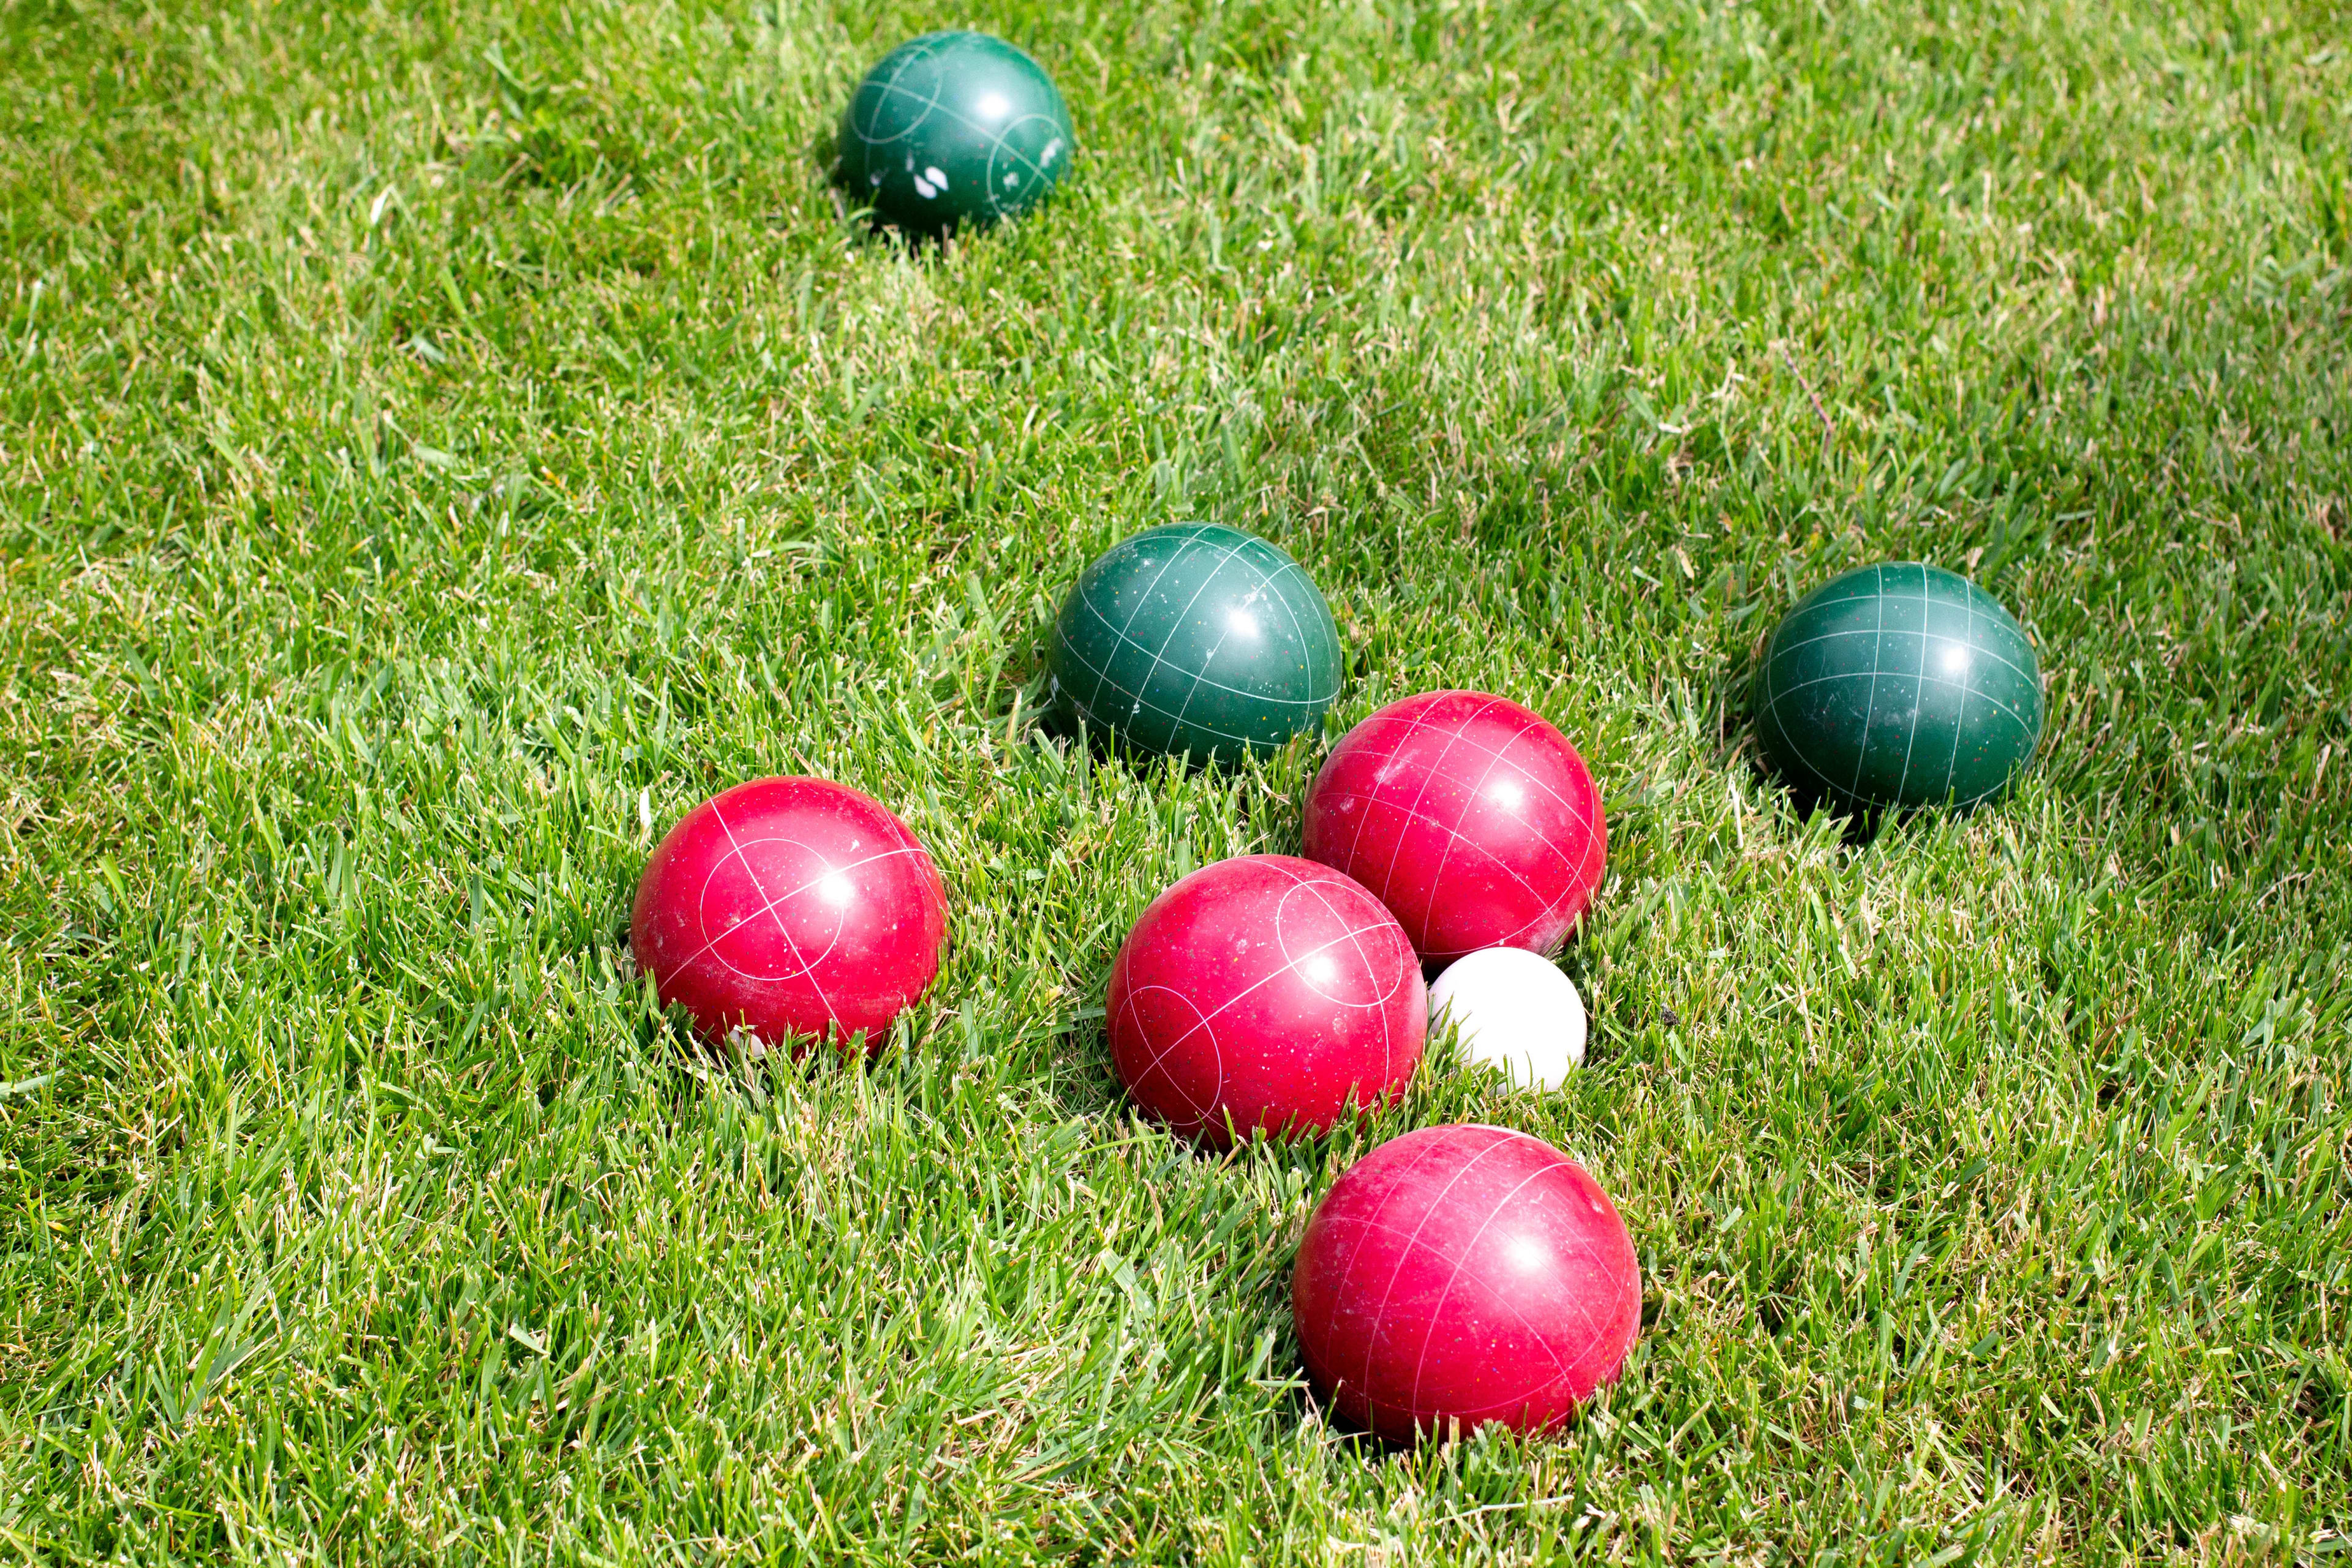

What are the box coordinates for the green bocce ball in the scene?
[837,32,1074,235]
[1048,523,1344,763]
[1754,562,2043,813]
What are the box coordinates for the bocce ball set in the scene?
[632,32,2049,1446]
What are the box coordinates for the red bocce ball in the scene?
[631,776,949,1054]
[1292,1123,1640,1442]
[1107,854,1425,1149]
[1302,691,1607,967]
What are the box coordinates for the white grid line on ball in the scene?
[1326,1199,1596,1412]
[701,802,840,1025]
[668,831,927,1003]
[1125,913,1407,1103]
[1413,708,1558,927]
[1162,559,1265,741]
[1762,617,2038,690]
[1102,530,1244,675]
[1056,535,1335,747]
[1317,791,1583,946]
[1355,696,1501,892]
[850,45,947,146]
[978,114,1062,215]
[1243,538,1341,703]
[1345,1134,1521,1407]
[1303,1132,1461,1373]
[1260,860,1411,1004]
[1845,565,1887,801]
[1115,984,1220,1122]
[1756,680,1841,797]
[1893,616,1932,801]
[1057,628,1310,750]
[683,842,930,989]
[1319,699,1600,922]
[1336,1138,1633,1430]
[1120,867,1407,1130]
[1077,531,1338,709]
[1265,861,1408,1089]
[1335,698,1599,878]
[852,57,1057,186]
[1762,664,2035,735]
[1077,543,1336,710]
[1357,698,1486,899]
[1396,1163,1581,1419]
[1940,571,1977,803]
[1381,700,1599,831]
[1760,564,2041,805]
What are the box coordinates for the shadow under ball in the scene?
[1754,562,2043,813]
[838,31,1074,234]
[1292,1124,1641,1442]
[1049,522,1343,763]
[1106,854,1425,1149]
[1302,690,1607,967]
[631,777,949,1054]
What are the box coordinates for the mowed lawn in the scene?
[3,0,2350,1559]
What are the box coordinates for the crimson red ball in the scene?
[1292,1123,1640,1442]
[1106,854,1425,1149]
[631,776,948,1054]
[1302,691,1607,967]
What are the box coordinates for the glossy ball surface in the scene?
[838,31,1074,234]
[1106,854,1424,1149]
[1293,1124,1640,1442]
[1427,946,1586,1090]
[1049,523,1343,763]
[1754,562,2043,812]
[631,777,948,1054]
[1302,691,1607,966]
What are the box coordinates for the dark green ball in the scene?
[837,32,1074,235]
[1049,523,1344,763]
[1755,562,2043,812]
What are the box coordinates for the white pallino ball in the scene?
[1427,946,1588,1090]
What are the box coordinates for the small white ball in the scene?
[1427,946,1588,1091]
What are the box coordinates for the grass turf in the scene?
[2,0,2350,1559]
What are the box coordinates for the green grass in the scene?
[2,0,2348,1559]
